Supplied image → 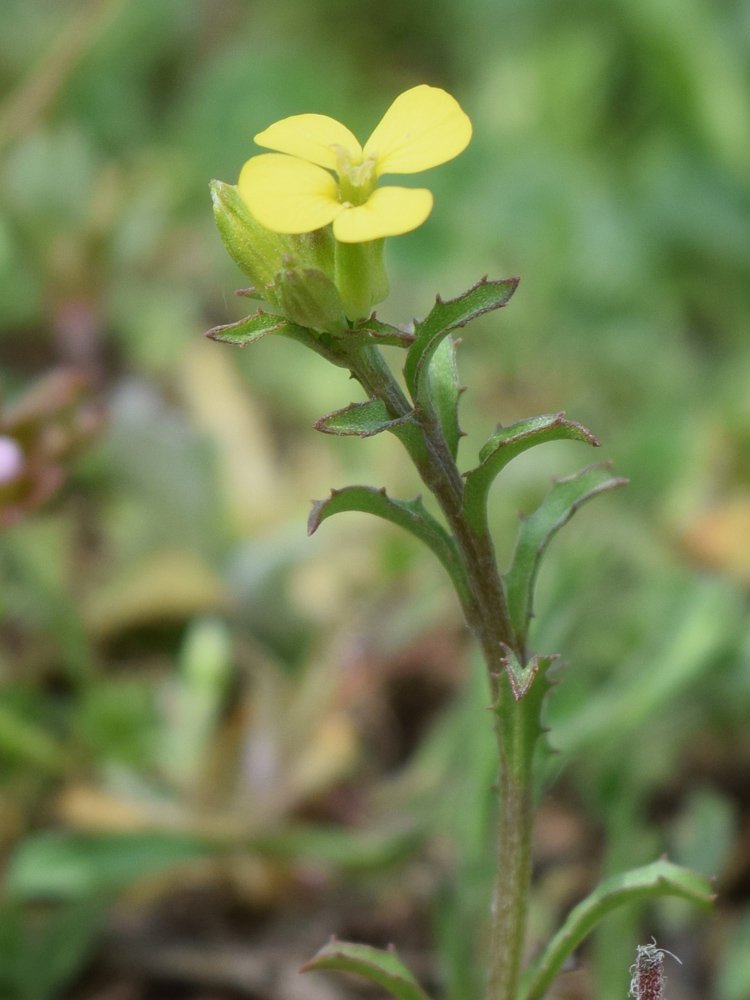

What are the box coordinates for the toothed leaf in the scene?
[492,651,558,775]
[308,487,468,605]
[302,940,432,1000]
[314,400,413,438]
[505,464,627,646]
[519,860,715,1000]
[403,277,518,401]
[206,311,290,346]
[207,311,351,368]
[464,413,599,533]
[353,317,415,348]
[427,336,463,459]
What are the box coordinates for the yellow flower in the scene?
[238,85,472,244]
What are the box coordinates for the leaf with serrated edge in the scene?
[206,311,288,346]
[302,940,432,1000]
[463,413,599,534]
[308,486,469,607]
[500,644,559,701]
[314,400,413,438]
[491,655,558,777]
[427,337,463,459]
[207,310,352,368]
[404,276,518,401]
[504,464,627,646]
[519,860,715,1000]
[354,316,415,348]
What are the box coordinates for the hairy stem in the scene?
[348,343,533,1000]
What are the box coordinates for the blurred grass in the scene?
[1,1,750,998]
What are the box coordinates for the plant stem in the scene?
[348,344,534,1000]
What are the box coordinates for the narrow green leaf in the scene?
[6,831,209,900]
[505,464,627,646]
[463,413,599,534]
[308,486,469,606]
[353,316,415,348]
[205,311,289,346]
[403,276,519,400]
[302,940,432,1000]
[427,337,463,459]
[207,310,351,368]
[519,860,715,1000]
[251,824,419,870]
[314,399,413,438]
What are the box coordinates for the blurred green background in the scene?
[1,1,750,998]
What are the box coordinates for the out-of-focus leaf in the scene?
[463,413,600,534]
[314,399,413,437]
[504,464,627,646]
[681,495,750,583]
[308,486,469,606]
[252,824,419,871]
[302,940,432,1000]
[403,277,518,401]
[0,700,67,774]
[6,831,209,901]
[718,908,750,1000]
[552,579,741,753]
[670,788,736,879]
[83,549,227,637]
[0,898,106,1000]
[519,860,715,1000]
[159,617,232,792]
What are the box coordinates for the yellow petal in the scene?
[332,186,433,243]
[238,154,342,234]
[254,114,362,171]
[363,85,472,176]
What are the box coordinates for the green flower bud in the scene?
[210,180,290,305]
[334,238,389,321]
[275,264,348,335]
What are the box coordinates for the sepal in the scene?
[301,939,432,1000]
[275,264,347,334]
[210,180,288,303]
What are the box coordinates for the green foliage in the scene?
[463,414,600,535]
[504,465,628,649]
[519,860,715,1000]
[314,399,413,437]
[302,940,432,1000]
[2,0,750,996]
[308,486,469,606]
[404,277,518,403]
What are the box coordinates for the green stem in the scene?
[347,343,533,1000]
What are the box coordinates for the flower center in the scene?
[331,145,378,206]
